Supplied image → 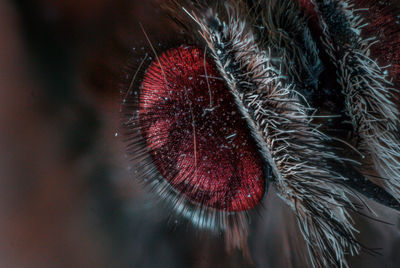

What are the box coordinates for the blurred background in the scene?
[0,0,399,267]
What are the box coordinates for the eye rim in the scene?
[119,32,269,255]
[138,45,268,212]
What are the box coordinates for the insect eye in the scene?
[119,0,400,267]
[138,46,266,212]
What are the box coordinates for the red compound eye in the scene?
[139,46,265,212]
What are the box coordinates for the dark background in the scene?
[0,0,399,267]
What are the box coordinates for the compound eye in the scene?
[139,46,266,211]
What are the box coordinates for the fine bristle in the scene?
[313,0,400,201]
[181,1,363,267]
[120,1,400,267]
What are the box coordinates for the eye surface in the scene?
[139,46,266,211]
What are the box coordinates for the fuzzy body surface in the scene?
[120,0,400,267]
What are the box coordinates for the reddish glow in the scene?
[139,46,265,211]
